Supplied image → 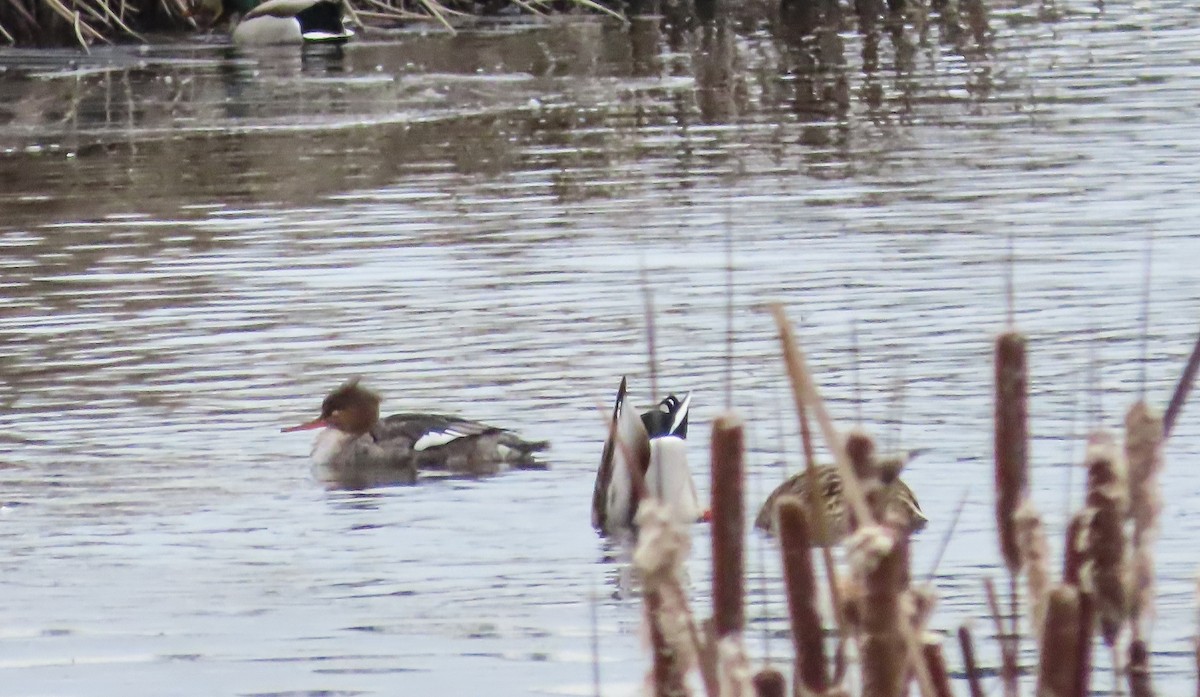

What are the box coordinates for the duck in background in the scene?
[754,451,927,546]
[283,378,548,489]
[591,377,704,536]
[195,0,354,45]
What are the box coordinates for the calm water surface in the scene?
[2,1,1200,694]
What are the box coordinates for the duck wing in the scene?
[592,378,651,534]
[371,413,500,451]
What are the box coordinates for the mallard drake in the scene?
[755,456,927,545]
[591,378,703,536]
[201,0,354,45]
[282,378,549,489]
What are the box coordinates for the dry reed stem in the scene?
[1082,432,1128,647]
[751,667,786,697]
[956,625,985,697]
[361,0,415,19]
[983,577,1018,697]
[1035,585,1084,697]
[711,413,746,639]
[994,330,1030,574]
[772,303,865,689]
[1163,326,1200,439]
[776,498,830,694]
[1015,500,1051,638]
[796,388,846,638]
[921,639,954,697]
[770,304,874,533]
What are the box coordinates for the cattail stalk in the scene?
[984,577,1018,697]
[848,526,913,697]
[922,639,954,697]
[711,413,745,638]
[994,330,1030,574]
[956,626,985,697]
[1163,326,1200,439]
[993,330,1028,697]
[777,498,830,694]
[1035,585,1084,697]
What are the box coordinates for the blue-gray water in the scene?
[2,1,1200,694]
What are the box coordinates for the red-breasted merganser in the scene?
[591,377,703,536]
[283,378,549,489]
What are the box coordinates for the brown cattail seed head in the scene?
[1124,400,1163,539]
[994,330,1030,573]
[776,499,830,694]
[845,429,876,482]
[750,668,786,697]
[1081,432,1128,647]
[1124,401,1163,632]
[1015,500,1051,636]
[1127,639,1153,697]
[1035,585,1084,697]
[710,413,746,639]
[853,526,910,697]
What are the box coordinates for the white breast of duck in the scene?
[231,0,353,45]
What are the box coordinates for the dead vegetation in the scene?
[620,303,1198,697]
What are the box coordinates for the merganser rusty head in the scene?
[282,378,381,436]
